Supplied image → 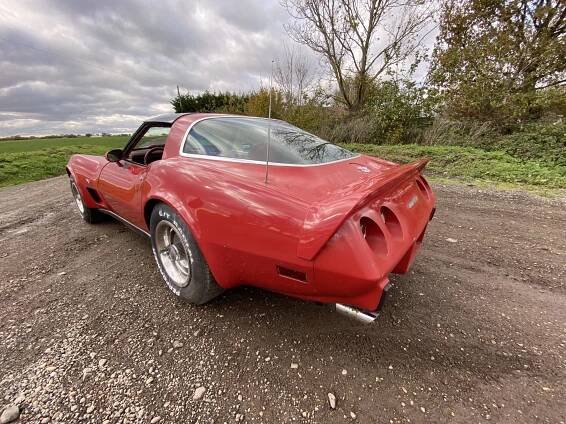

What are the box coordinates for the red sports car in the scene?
[67,113,435,323]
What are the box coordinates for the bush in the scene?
[290,80,437,146]
[482,121,566,167]
[320,114,375,144]
[171,91,250,114]
[421,119,565,168]
[421,119,495,146]
[361,80,437,144]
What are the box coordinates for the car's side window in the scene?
[182,117,357,164]
[134,126,171,150]
[126,125,171,165]
[183,119,235,157]
[183,118,270,160]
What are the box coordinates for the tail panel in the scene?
[297,159,430,260]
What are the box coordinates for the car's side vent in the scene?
[360,217,388,256]
[277,266,307,283]
[86,188,102,203]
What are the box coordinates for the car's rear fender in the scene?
[141,162,253,288]
[141,159,314,291]
[141,191,234,288]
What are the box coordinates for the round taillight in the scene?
[380,206,403,239]
[416,177,430,199]
[360,217,388,255]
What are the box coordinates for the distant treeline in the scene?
[0,133,131,141]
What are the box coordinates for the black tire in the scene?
[69,177,104,224]
[150,203,224,304]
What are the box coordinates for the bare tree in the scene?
[274,43,317,106]
[281,0,434,111]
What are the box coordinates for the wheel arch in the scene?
[143,198,162,229]
[143,195,229,286]
[66,166,92,206]
[143,195,201,241]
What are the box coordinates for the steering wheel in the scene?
[144,146,164,165]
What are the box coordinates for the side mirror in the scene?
[105,149,123,162]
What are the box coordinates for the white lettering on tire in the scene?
[152,207,194,297]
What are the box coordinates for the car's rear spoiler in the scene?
[297,159,429,260]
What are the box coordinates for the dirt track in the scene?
[0,176,565,423]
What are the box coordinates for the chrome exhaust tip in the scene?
[335,303,379,324]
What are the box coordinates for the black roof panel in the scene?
[144,112,192,124]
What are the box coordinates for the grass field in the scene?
[0,136,128,154]
[0,136,127,187]
[0,135,564,191]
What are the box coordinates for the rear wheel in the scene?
[150,203,224,304]
[69,177,103,224]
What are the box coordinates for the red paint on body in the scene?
[67,113,436,311]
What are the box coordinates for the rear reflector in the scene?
[277,266,307,282]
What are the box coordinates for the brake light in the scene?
[416,177,430,199]
[360,217,388,255]
[380,206,403,239]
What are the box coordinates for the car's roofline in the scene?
[143,112,193,124]
[144,112,252,126]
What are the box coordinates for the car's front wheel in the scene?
[69,177,103,224]
[150,203,224,304]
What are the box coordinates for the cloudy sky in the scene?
[0,0,436,137]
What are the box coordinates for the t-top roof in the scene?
[144,112,193,124]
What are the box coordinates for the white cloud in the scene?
[0,0,296,136]
[0,0,437,137]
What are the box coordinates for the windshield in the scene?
[182,116,357,165]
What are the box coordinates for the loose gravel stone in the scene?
[192,387,206,400]
[0,405,20,424]
[327,393,336,409]
[13,395,24,406]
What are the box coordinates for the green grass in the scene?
[0,135,128,154]
[0,136,127,187]
[1,135,565,192]
[342,143,566,191]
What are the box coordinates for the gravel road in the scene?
[1,176,565,423]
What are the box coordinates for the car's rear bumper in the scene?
[309,184,436,311]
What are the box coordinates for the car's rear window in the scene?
[182,117,357,165]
